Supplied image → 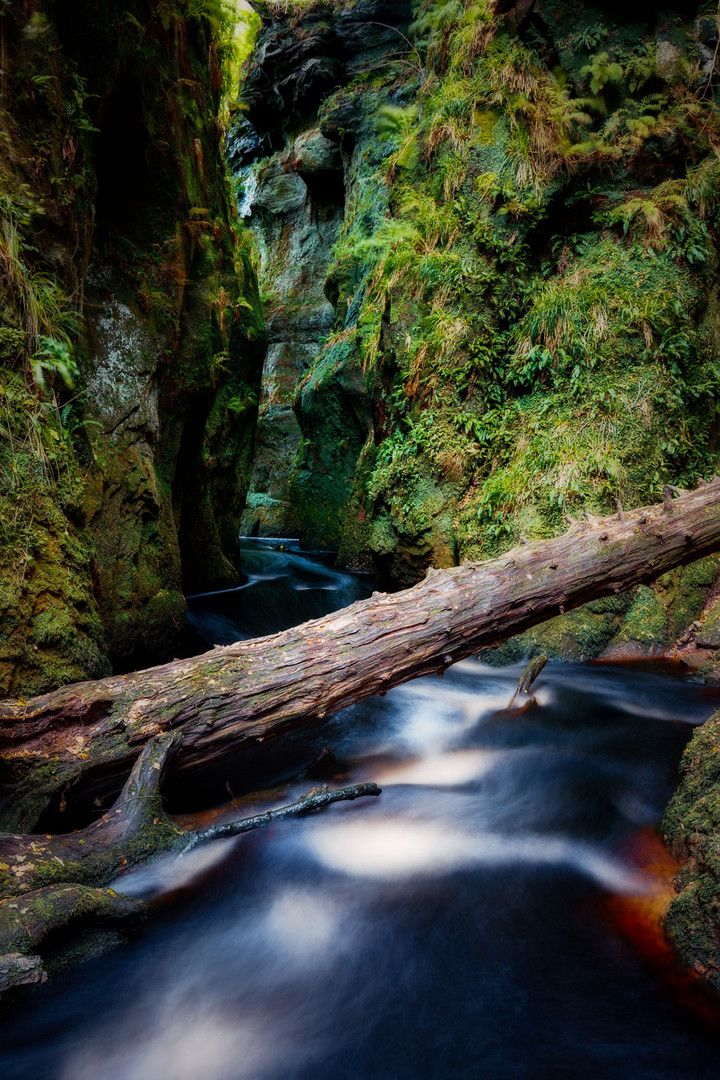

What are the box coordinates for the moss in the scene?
[289,334,372,548]
[44,928,128,979]
[662,711,720,987]
[664,877,720,982]
[0,372,110,695]
[484,561,720,665]
[482,597,630,665]
[595,558,720,655]
[661,557,720,640]
[0,884,147,958]
[612,586,668,646]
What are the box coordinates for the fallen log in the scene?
[2,480,720,831]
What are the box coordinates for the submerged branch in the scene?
[179,781,382,855]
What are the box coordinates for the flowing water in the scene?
[3,541,720,1079]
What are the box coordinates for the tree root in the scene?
[0,733,183,901]
[0,733,381,996]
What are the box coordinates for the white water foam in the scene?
[110,837,238,899]
[305,818,647,894]
[373,749,505,787]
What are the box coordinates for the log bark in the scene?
[2,480,720,830]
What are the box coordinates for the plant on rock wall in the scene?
[290,0,720,568]
[0,189,80,387]
[580,52,624,96]
[602,193,710,263]
[377,105,420,179]
[151,0,260,113]
[30,336,79,391]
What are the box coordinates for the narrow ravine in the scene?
[4,0,720,1046]
[2,542,720,1080]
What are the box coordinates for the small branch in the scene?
[517,653,548,696]
[508,653,547,710]
[179,782,382,856]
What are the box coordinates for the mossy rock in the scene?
[662,712,720,988]
[481,594,631,665]
[698,599,720,651]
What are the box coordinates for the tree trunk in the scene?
[2,481,720,831]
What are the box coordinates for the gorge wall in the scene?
[233,0,720,664]
[0,0,265,694]
[3,0,720,997]
[230,0,414,541]
[7,0,720,693]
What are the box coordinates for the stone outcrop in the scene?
[229,0,412,543]
[663,710,720,989]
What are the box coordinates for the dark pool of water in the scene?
[3,541,720,1079]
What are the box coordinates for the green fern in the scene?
[581,52,624,95]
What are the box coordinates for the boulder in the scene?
[655,40,684,82]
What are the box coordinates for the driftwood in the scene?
[0,731,380,990]
[2,480,720,833]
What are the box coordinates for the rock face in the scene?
[0,1,265,691]
[238,130,345,537]
[235,0,720,612]
[663,712,720,988]
[229,0,412,543]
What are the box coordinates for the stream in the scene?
[3,540,720,1078]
